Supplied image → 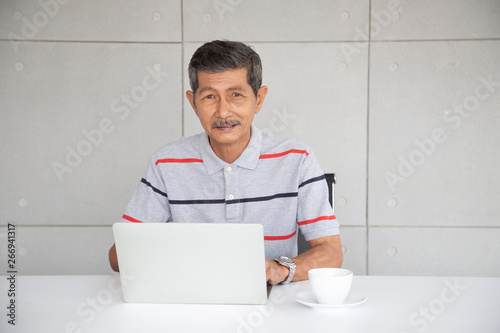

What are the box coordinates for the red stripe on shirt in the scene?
[264,230,297,241]
[297,215,336,226]
[259,149,309,160]
[122,214,143,223]
[155,158,203,165]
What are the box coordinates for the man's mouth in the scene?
[211,120,241,129]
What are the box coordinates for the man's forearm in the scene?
[291,235,343,281]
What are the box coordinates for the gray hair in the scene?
[188,40,263,99]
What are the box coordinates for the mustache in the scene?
[211,119,241,129]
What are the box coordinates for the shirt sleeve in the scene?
[296,148,340,241]
[121,155,172,223]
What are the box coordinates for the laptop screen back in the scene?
[112,222,268,304]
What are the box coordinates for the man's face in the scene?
[186,68,267,159]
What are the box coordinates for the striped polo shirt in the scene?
[122,125,339,259]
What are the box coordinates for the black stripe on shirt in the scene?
[169,198,226,205]
[226,192,298,204]
[168,192,298,205]
[298,175,325,188]
[141,178,168,198]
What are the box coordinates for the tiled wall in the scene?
[1,0,499,276]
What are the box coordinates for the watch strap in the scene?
[274,256,296,285]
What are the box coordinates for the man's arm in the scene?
[265,235,343,285]
[109,243,119,272]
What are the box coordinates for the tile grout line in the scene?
[1,38,499,44]
[365,0,373,277]
[180,0,185,137]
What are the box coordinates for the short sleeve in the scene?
[121,155,172,223]
[296,148,340,241]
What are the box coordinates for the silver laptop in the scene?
[112,222,268,304]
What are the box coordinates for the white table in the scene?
[1,275,499,333]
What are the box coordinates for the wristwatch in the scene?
[274,256,296,285]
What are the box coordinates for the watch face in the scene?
[280,256,294,264]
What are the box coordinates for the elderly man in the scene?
[109,40,343,285]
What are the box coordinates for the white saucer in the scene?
[294,291,367,310]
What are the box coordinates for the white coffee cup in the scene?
[308,268,353,305]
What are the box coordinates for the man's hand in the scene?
[265,258,290,285]
[265,235,343,285]
[109,243,119,272]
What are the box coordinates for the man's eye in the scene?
[205,94,214,99]
[233,93,241,97]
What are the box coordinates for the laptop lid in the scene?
[112,222,268,304]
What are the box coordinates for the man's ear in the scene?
[254,85,268,115]
[186,90,198,116]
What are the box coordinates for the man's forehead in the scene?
[196,69,249,88]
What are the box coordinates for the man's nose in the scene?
[215,97,232,118]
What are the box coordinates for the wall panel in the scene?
[371,0,500,41]
[0,42,183,226]
[183,0,369,42]
[368,40,500,227]
[369,227,500,276]
[0,226,115,275]
[0,0,181,43]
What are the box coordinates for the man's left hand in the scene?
[265,258,289,285]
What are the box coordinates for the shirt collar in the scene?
[199,124,263,175]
